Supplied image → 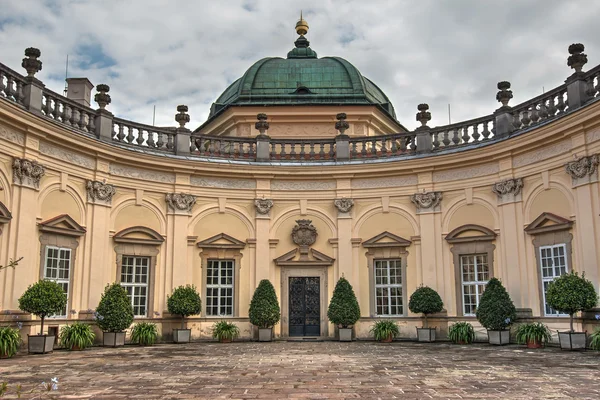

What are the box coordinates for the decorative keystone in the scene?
[21,47,42,78]
[416,104,431,129]
[567,43,587,74]
[335,113,349,135]
[175,105,190,129]
[255,113,269,136]
[94,84,111,109]
[496,81,513,108]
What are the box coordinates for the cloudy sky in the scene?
[1,0,598,131]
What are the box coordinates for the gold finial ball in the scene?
[296,16,309,36]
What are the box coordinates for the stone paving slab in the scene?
[0,341,599,399]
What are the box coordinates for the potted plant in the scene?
[369,320,399,343]
[515,322,551,349]
[546,271,597,350]
[95,283,134,347]
[0,326,22,358]
[590,328,600,351]
[18,280,67,354]
[447,322,475,344]
[167,284,201,343]
[59,322,95,350]
[475,278,516,345]
[212,321,240,343]
[130,322,158,346]
[249,279,281,342]
[408,285,444,342]
[327,277,360,342]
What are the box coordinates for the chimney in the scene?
[66,77,94,106]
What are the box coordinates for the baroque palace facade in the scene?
[1,19,600,340]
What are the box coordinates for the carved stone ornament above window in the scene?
[492,178,523,198]
[86,180,116,204]
[196,233,247,249]
[445,224,497,244]
[292,219,317,247]
[410,191,442,211]
[334,198,354,213]
[38,214,86,237]
[362,231,412,248]
[165,192,197,213]
[254,198,274,215]
[564,154,599,179]
[524,212,573,235]
[113,226,164,245]
[12,158,45,189]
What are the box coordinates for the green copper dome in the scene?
[203,32,398,126]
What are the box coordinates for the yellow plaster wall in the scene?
[528,188,571,221]
[40,190,83,224]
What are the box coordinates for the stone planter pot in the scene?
[416,327,436,342]
[487,330,510,345]
[380,334,393,343]
[258,328,272,342]
[28,335,55,354]
[103,331,126,347]
[526,340,543,349]
[219,338,232,343]
[339,328,353,342]
[558,331,587,350]
[173,329,191,344]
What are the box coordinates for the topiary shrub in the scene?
[167,285,202,329]
[18,280,67,335]
[408,286,443,328]
[475,278,516,331]
[249,279,280,329]
[95,283,134,332]
[546,271,597,332]
[327,277,361,329]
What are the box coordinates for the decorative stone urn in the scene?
[487,329,510,345]
[173,329,191,344]
[27,334,55,354]
[416,327,436,342]
[258,328,273,342]
[558,331,587,350]
[339,328,353,342]
[103,331,126,347]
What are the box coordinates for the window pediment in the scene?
[39,214,86,237]
[274,247,335,267]
[525,212,573,235]
[445,224,496,244]
[196,233,246,249]
[362,231,412,248]
[114,226,164,245]
[0,201,12,224]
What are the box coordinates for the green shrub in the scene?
[59,322,95,350]
[327,277,361,329]
[18,280,67,335]
[95,283,134,332]
[515,322,551,346]
[130,322,158,346]
[447,322,475,344]
[369,320,399,341]
[475,278,516,331]
[590,328,600,351]
[167,285,202,329]
[408,286,443,328]
[249,280,281,329]
[212,321,240,342]
[546,271,597,332]
[0,327,21,358]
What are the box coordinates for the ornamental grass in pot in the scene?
[130,322,158,346]
[589,328,600,351]
[212,321,240,343]
[447,322,475,344]
[249,279,280,342]
[327,277,360,342]
[95,283,134,347]
[546,271,597,350]
[475,278,516,345]
[369,320,399,343]
[408,285,444,342]
[18,280,67,354]
[515,322,551,349]
[0,326,22,358]
[167,284,201,343]
[59,322,95,350]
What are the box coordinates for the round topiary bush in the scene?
[475,278,516,331]
[249,279,280,329]
[546,271,597,332]
[18,280,67,335]
[95,283,134,332]
[408,286,443,328]
[327,277,361,328]
[167,285,202,329]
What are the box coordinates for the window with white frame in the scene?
[206,259,234,316]
[460,254,490,315]
[374,259,403,316]
[43,246,72,317]
[120,256,150,317]
[540,244,568,316]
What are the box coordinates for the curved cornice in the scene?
[445,224,497,244]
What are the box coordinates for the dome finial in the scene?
[295,11,309,36]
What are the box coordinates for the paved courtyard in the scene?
[1,341,599,399]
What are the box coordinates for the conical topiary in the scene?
[327,277,361,328]
[249,279,280,329]
[475,278,517,330]
[546,271,597,332]
[95,283,134,332]
[408,285,444,328]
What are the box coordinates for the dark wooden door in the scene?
[289,277,320,336]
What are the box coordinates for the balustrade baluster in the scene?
[6,75,14,101]
[54,99,62,121]
[136,129,144,145]
[350,142,357,158]
[328,143,334,159]
[309,142,315,160]
[442,131,450,146]
[381,137,387,156]
[482,122,490,140]
[116,124,124,141]
[0,72,6,98]
[156,132,164,149]
[147,131,155,147]
[451,129,460,145]
[530,106,540,124]
[299,142,306,160]
[391,137,399,154]
[470,125,479,143]
[431,132,439,149]
[62,104,71,126]
[547,96,557,117]
[248,141,255,158]
[280,142,287,159]
[270,143,277,159]
[289,142,297,160]
[360,140,367,158]
[80,111,89,132]
[461,126,470,143]
[557,93,566,114]
[87,111,95,133]
[512,112,522,130]
[127,126,134,143]
[400,137,407,152]
[317,143,324,159]
[15,81,24,104]
[371,139,377,157]
[520,110,530,127]
[538,100,548,120]
[167,133,174,150]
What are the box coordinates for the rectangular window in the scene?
[120,256,149,317]
[460,254,490,316]
[206,260,234,316]
[43,246,71,317]
[374,259,403,316]
[540,244,568,316]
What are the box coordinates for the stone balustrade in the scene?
[1,45,600,163]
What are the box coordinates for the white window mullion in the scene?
[374,259,403,317]
[44,246,71,318]
[540,244,568,316]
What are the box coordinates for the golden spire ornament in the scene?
[295,11,309,36]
